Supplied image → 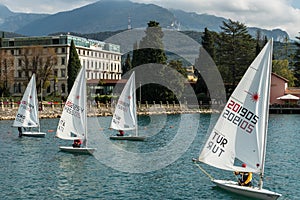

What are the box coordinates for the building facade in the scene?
[270,73,300,105]
[270,73,289,105]
[0,34,122,98]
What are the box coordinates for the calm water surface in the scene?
[0,114,298,199]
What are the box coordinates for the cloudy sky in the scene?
[0,0,300,39]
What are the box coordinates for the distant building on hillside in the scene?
[0,34,122,98]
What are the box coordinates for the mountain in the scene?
[16,0,175,36]
[0,3,48,33]
[0,1,290,41]
[170,9,289,42]
[0,4,14,19]
[170,9,226,32]
[248,27,289,42]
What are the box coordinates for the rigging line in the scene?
[192,158,214,180]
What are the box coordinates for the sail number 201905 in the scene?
[222,100,259,134]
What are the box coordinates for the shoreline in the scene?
[0,104,215,120]
[2,103,298,120]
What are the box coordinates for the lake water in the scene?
[0,114,298,199]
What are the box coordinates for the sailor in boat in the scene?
[18,127,22,137]
[234,163,253,186]
[117,130,125,136]
[72,139,82,148]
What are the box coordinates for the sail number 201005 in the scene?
[222,100,259,134]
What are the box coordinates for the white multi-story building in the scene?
[0,34,122,97]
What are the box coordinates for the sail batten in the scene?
[198,39,273,174]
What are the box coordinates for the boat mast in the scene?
[259,39,273,190]
[134,72,138,136]
[35,74,41,133]
[84,66,88,148]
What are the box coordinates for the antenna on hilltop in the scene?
[128,15,132,30]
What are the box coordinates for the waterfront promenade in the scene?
[2,100,298,120]
[0,100,213,120]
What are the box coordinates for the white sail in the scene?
[13,74,39,128]
[199,39,273,174]
[56,67,87,141]
[110,71,137,132]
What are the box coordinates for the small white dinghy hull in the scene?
[22,131,46,138]
[109,136,146,141]
[59,146,96,154]
[212,180,281,200]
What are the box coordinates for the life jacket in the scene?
[240,172,252,186]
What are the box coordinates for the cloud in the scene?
[0,0,99,14]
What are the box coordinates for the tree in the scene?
[273,59,296,86]
[168,60,187,77]
[0,49,14,96]
[67,40,81,93]
[131,41,140,68]
[122,54,132,74]
[216,19,256,95]
[165,60,187,101]
[255,30,263,56]
[202,27,217,61]
[132,21,167,67]
[293,34,300,86]
[19,46,57,94]
[39,48,58,94]
[131,21,170,102]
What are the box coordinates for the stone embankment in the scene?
[0,101,215,120]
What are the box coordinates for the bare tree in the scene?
[0,49,14,96]
[19,46,57,95]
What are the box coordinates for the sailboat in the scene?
[194,39,281,199]
[56,66,96,154]
[12,74,46,137]
[109,71,146,141]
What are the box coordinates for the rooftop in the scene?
[0,34,120,53]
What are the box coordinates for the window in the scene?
[61,69,66,77]
[18,59,22,67]
[18,71,22,78]
[14,83,21,93]
[52,39,59,44]
[61,83,66,93]
[61,47,65,53]
[54,70,58,77]
[61,57,65,65]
